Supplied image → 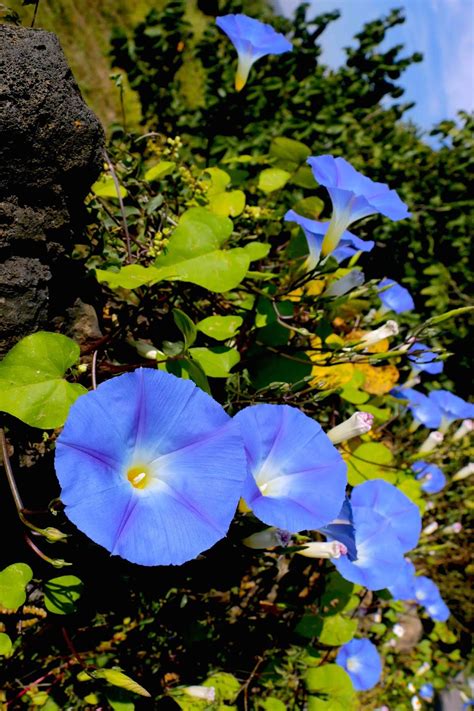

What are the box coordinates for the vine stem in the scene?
[0,427,24,513]
[103,149,132,262]
[91,350,98,390]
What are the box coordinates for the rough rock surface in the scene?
[0,25,104,356]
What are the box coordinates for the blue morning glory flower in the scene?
[307,155,410,257]
[233,404,347,532]
[428,390,474,427]
[414,576,450,622]
[331,505,405,590]
[351,479,421,552]
[391,387,443,430]
[55,369,247,566]
[412,461,446,494]
[388,558,417,600]
[378,278,415,314]
[408,341,443,375]
[284,209,374,268]
[216,14,292,91]
[332,480,420,590]
[336,638,382,691]
[419,683,434,701]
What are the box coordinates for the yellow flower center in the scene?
[127,464,152,490]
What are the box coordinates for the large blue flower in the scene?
[412,461,446,494]
[216,14,292,91]
[307,155,410,257]
[428,390,474,427]
[391,387,442,430]
[351,480,421,552]
[408,341,443,375]
[284,210,374,268]
[55,369,247,566]
[233,404,347,532]
[331,505,405,590]
[378,278,415,314]
[414,576,450,622]
[331,480,420,590]
[336,638,382,691]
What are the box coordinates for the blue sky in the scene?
[273,0,474,132]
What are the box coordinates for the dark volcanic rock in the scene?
[0,26,105,356]
[0,25,104,200]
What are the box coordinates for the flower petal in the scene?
[235,404,347,532]
[350,479,421,552]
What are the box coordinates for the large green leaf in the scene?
[91,174,127,199]
[189,346,240,377]
[197,315,243,341]
[270,137,311,163]
[295,613,356,645]
[258,168,291,193]
[0,332,87,428]
[144,160,175,182]
[305,665,356,710]
[94,669,151,697]
[347,441,395,486]
[44,575,84,615]
[97,208,263,293]
[0,563,33,611]
[173,309,197,349]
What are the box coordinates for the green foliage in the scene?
[0,563,33,611]
[44,575,84,615]
[305,664,356,710]
[0,332,87,428]
[0,632,13,657]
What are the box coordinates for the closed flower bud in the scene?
[327,411,374,444]
[129,339,165,361]
[422,521,438,536]
[418,430,443,454]
[452,419,473,441]
[43,527,68,543]
[452,462,474,481]
[242,527,291,549]
[183,686,216,702]
[356,320,399,349]
[297,540,348,559]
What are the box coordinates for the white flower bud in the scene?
[452,419,473,441]
[418,430,443,453]
[415,662,430,676]
[422,521,438,536]
[443,522,462,534]
[411,696,422,711]
[452,462,474,481]
[327,411,374,444]
[128,338,165,361]
[242,527,291,549]
[357,320,399,349]
[393,623,405,638]
[296,541,347,559]
[183,686,216,702]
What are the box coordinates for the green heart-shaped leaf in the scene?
[0,332,87,428]
[0,563,33,610]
